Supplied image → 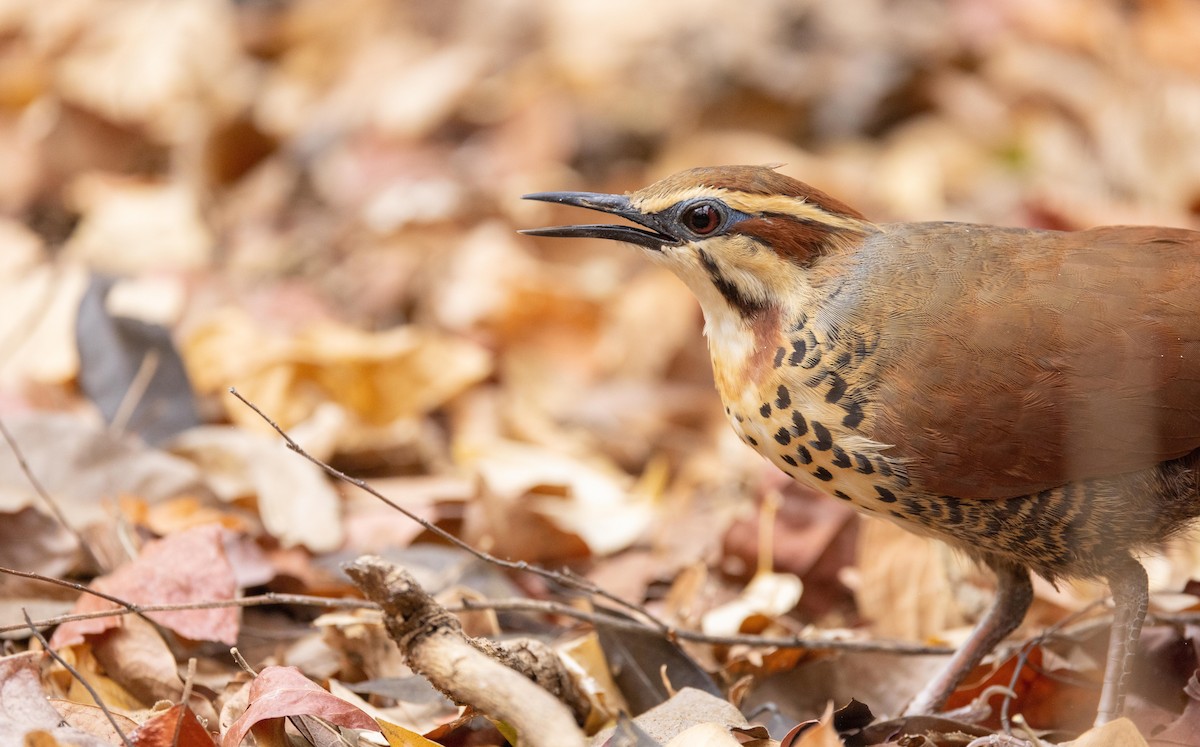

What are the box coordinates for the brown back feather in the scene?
[860,223,1200,499]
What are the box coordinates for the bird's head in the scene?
[522,165,875,325]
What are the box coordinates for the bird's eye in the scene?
[682,203,721,235]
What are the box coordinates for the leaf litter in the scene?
[2,0,1200,745]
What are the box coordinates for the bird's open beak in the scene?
[520,191,678,250]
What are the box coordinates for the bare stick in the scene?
[346,556,586,747]
[228,387,669,631]
[0,419,100,569]
[174,658,198,747]
[23,609,134,747]
[110,350,160,438]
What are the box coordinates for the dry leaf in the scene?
[168,426,344,552]
[52,700,139,745]
[54,0,250,136]
[701,571,803,637]
[463,438,654,558]
[184,309,492,432]
[0,651,112,747]
[1063,718,1149,747]
[221,665,378,747]
[0,254,86,386]
[782,703,844,747]
[854,516,969,641]
[51,524,239,648]
[130,704,216,747]
[64,175,214,273]
[0,412,209,531]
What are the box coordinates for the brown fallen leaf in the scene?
[183,308,492,433]
[50,524,239,648]
[130,704,216,747]
[52,699,139,745]
[781,702,845,747]
[168,426,344,553]
[221,665,378,747]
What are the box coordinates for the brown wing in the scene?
[861,223,1200,500]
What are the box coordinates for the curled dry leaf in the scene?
[701,571,803,637]
[781,702,845,747]
[183,308,492,433]
[129,704,215,747]
[463,439,655,558]
[221,665,378,747]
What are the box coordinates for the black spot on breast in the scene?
[853,453,873,474]
[773,347,786,368]
[774,427,791,445]
[875,486,897,503]
[842,401,864,429]
[791,312,808,331]
[783,470,796,479]
[796,445,812,464]
[825,373,847,403]
[800,345,822,369]
[791,410,807,436]
[759,403,770,418]
[875,457,893,477]
[735,414,744,423]
[834,351,851,368]
[813,467,833,481]
[776,385,791,409]
[810,421,832,450]
[889,510,904,519]
[831,447,851,468]
[747,436,758,446]
[834,490,852,501]
[788,338,806,365]
[782,454,797,466]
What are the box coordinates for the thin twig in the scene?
[2,562,953,655]
[110,349,160,438]
[174,658,197,747]
[23,609,134,747]
[1,597,370,637]
[0,419,101,570]
[454,597,954,655]
[228,387,672,631]
[1,565,137,611]
[999,598,1106,731]
[230,647,258,677]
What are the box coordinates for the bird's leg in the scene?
[904,559,1032,717]
[1095,555,1148,726]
